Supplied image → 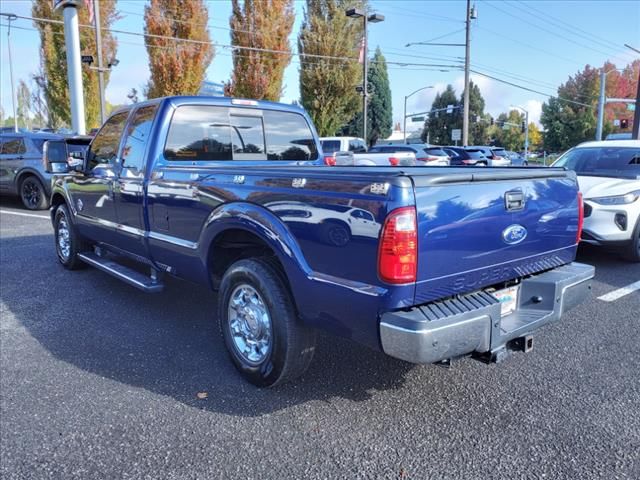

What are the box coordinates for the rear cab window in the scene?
[321,140,341,154]
[164,105,318,162]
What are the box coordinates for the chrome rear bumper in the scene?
[379,262,595,364]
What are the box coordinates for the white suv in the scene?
[552,140,640,261]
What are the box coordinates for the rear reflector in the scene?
[388,156,399,166]
[378,207,417,284]
[324,155,336,166]
[577,191,584,242]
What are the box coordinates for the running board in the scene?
[78,252,164,293]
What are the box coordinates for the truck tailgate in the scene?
[411,169,580,304]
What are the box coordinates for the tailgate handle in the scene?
[505,190,525,211]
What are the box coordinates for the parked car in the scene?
[319,136,367,154]
[368,143,450,166]
[47,95,593,387]
[443,146,488,166]
[467,146,511,166]
[505,150,528,166]
[605,133,632,141]
[328,150,416,167]
[552,140,640,261]
[0,131,69,209]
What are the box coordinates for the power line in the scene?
[470,69,594,108]
[483,1,635,65]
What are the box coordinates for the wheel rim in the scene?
[57,215,71,261]
[21,180,41,208]
[227,284,272,365]
[328,226,349,246]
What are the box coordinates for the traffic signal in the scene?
[521,121,526,133]
[621,118,629,129]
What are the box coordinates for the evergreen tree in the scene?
[421,85,460,145]
[32,0,118,129]
[226,0,295,101]
[298,0,364,136]
[464,80,487,145]
[145,0,214,99]
[17,80,32,130]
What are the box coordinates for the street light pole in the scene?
[346,8,384,146]
[403,86,433,143]
[5,13,18,132]
[462,0,471,146]
[93,0,106,125]
[596,69,607,141]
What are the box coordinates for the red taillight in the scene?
[461,159,475,164]
[577,191,584,242]
[388,156,399,166]
[378,207,417,284]
[324,155,336,166]
[416,157,428,162]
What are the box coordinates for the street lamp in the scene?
[510,104,529,159]
[346,7,384,145]
[403,86,433,143]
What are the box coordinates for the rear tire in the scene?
[54,204,87,270]
[218,258,316,387]
[20,176,49,210]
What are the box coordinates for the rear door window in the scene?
[1,137,26,155]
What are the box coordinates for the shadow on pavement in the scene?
[0,234,414,417]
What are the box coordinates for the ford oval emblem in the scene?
[502,224,527,245]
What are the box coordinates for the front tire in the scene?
[218,258,316,387]
[622,218,640,262]
[20,176,49,210]
[54,204,87,270]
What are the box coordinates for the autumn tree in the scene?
[298,0,363,136]
[226,0,295,100]
[32,0,118,129]
[144,0,214,98]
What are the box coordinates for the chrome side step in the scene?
[78,252,164,293]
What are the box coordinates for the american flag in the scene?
[358,36,365,64]
[84,0,94,25]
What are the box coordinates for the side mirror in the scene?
[67,150,85,172]
[43,140,70,174]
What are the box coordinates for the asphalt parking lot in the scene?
[1,197,639,480]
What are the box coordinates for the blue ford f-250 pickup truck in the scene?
[48,96,595,387]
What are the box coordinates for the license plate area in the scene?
[492,285,520,317]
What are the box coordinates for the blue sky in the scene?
[1,0,639,131]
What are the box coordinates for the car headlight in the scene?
[589,190,640,205]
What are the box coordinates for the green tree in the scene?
[226,0,295,101]
[298,0,364,136]
[32,0,118,129]
[145,0,214,99]
[17,80,32,129]
[493,110,525,151]
[340,47,393,146]
[421,85,460,145]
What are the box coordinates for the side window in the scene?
[88,111,130,170]
[230,114,266,159]
[164,105,232,161]
[121,104,159,173]
[348,140,357,152]
[1,137,26,155]
[356,140,367,153]
[263,110,319,161]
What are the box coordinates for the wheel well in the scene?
[208,229,289,291]
[16,171,38,189]
[51,193,66,213]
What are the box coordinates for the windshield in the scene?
[466,149,486,159]
[321,140,341,154]
[553,147,640,179]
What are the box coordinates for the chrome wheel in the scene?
[57,216,71,261]
[227,284,272,365]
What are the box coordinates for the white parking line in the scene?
[0,209,49,219]
[598,281,640,302]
